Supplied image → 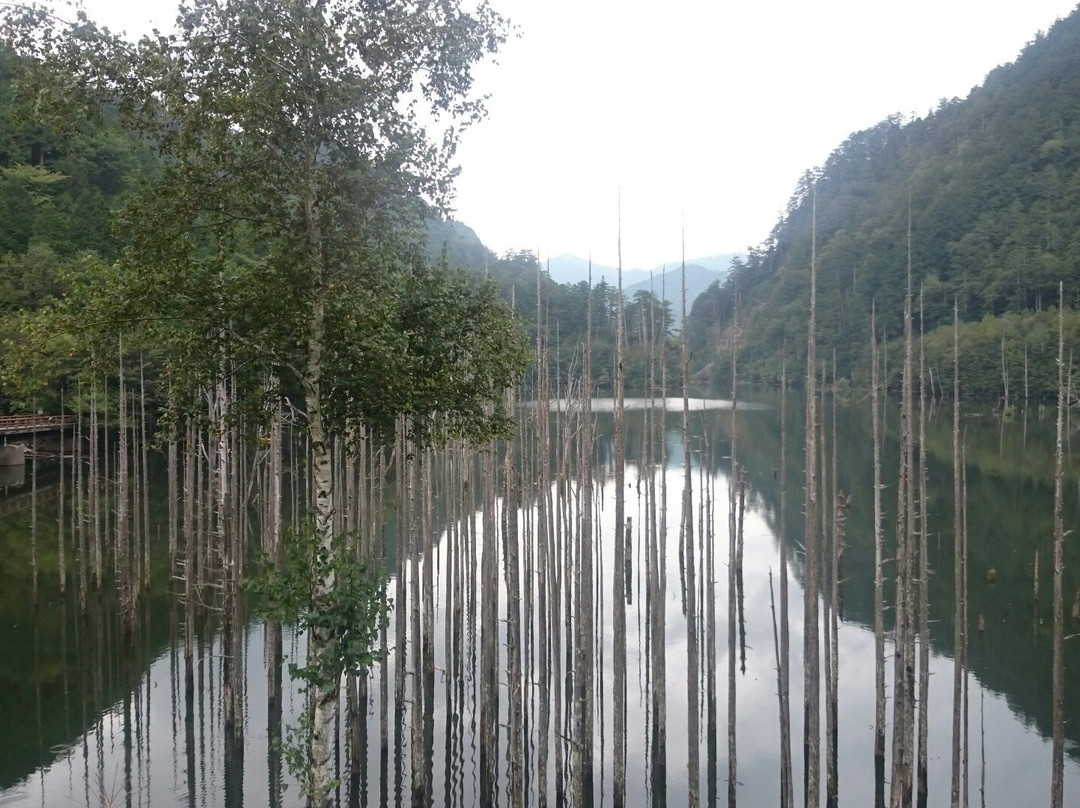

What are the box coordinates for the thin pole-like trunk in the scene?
[827,353,840,808]
[613,213,628,808]
[118,339,133,636]
[804,187,821,808]
[726,257,740,808]
[682,246,700,808]
[31,399,38,604]
[950,303,963,808]
[1050,284,1066,808]
[891,206,916,808]
[140,357,151,591]
[917,290,930,806]
[59,389,66,594]
[872,305,886,804]
[778,359,794,808]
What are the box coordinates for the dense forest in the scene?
[686,7,1080,400]
[0,59,682,409]
[9,4,1080,409]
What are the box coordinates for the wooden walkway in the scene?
[0,414,77,436]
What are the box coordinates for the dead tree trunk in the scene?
[950,303,964,808]
[872,305,887,805]
[804,187,821,808]
[779,359,794,808]
[917,290,931,807]
[890,209,916,808]
[1050,283,1066,808]
[613,221,628,808]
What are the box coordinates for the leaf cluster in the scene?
[245,522,390,688]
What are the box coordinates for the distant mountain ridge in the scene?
[543,252,741,290]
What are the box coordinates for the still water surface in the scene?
[1,395,1079,807]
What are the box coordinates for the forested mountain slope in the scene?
[687,6,1080,396]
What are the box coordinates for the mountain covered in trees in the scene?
[686,6,1080,399]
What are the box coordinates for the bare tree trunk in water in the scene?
[648,284,668,807]
[681,250,701,808]
[891,209,916,808]
[950,303,964,808]
[77,385,87,613]
[118,340,133,636]
[827,354,841,808]
[726,266,740,808]
[58,389,66,594]
[575,265,596,806]
[872,306,887,807]
[409,447,425,808]
[613,216,628,808]
[91,374,101,591]
[803,188,821,808]
[168,395,179,570]
[917,291,930,808]
[183,417,197,715]
[778,360,794,808]
[31,398,38,604]
[1051,283,1066,808]
[140,356,151,591]
[506,402,525,808]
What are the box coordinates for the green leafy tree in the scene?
[2,2,524,804]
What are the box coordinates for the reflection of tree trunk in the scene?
[267,621,283,808]
[479,441,499,808]
[506,442,524,808]
[185,640,197,808]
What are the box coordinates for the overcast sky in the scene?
[84,0,1080,269]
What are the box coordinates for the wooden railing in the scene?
[0,414,77,436]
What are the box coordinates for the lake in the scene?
[1,393,1078,807]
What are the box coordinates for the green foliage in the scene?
[686,9,1080,390]
[894,306,1080,401]
[245,524,390,688]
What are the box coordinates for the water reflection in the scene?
[1,399,1079,807]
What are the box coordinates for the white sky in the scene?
[82,0,1080,269]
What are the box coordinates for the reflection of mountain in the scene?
[0,573,182,791]
[697,396,1080,758]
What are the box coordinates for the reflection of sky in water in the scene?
[4,426,1080,808]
